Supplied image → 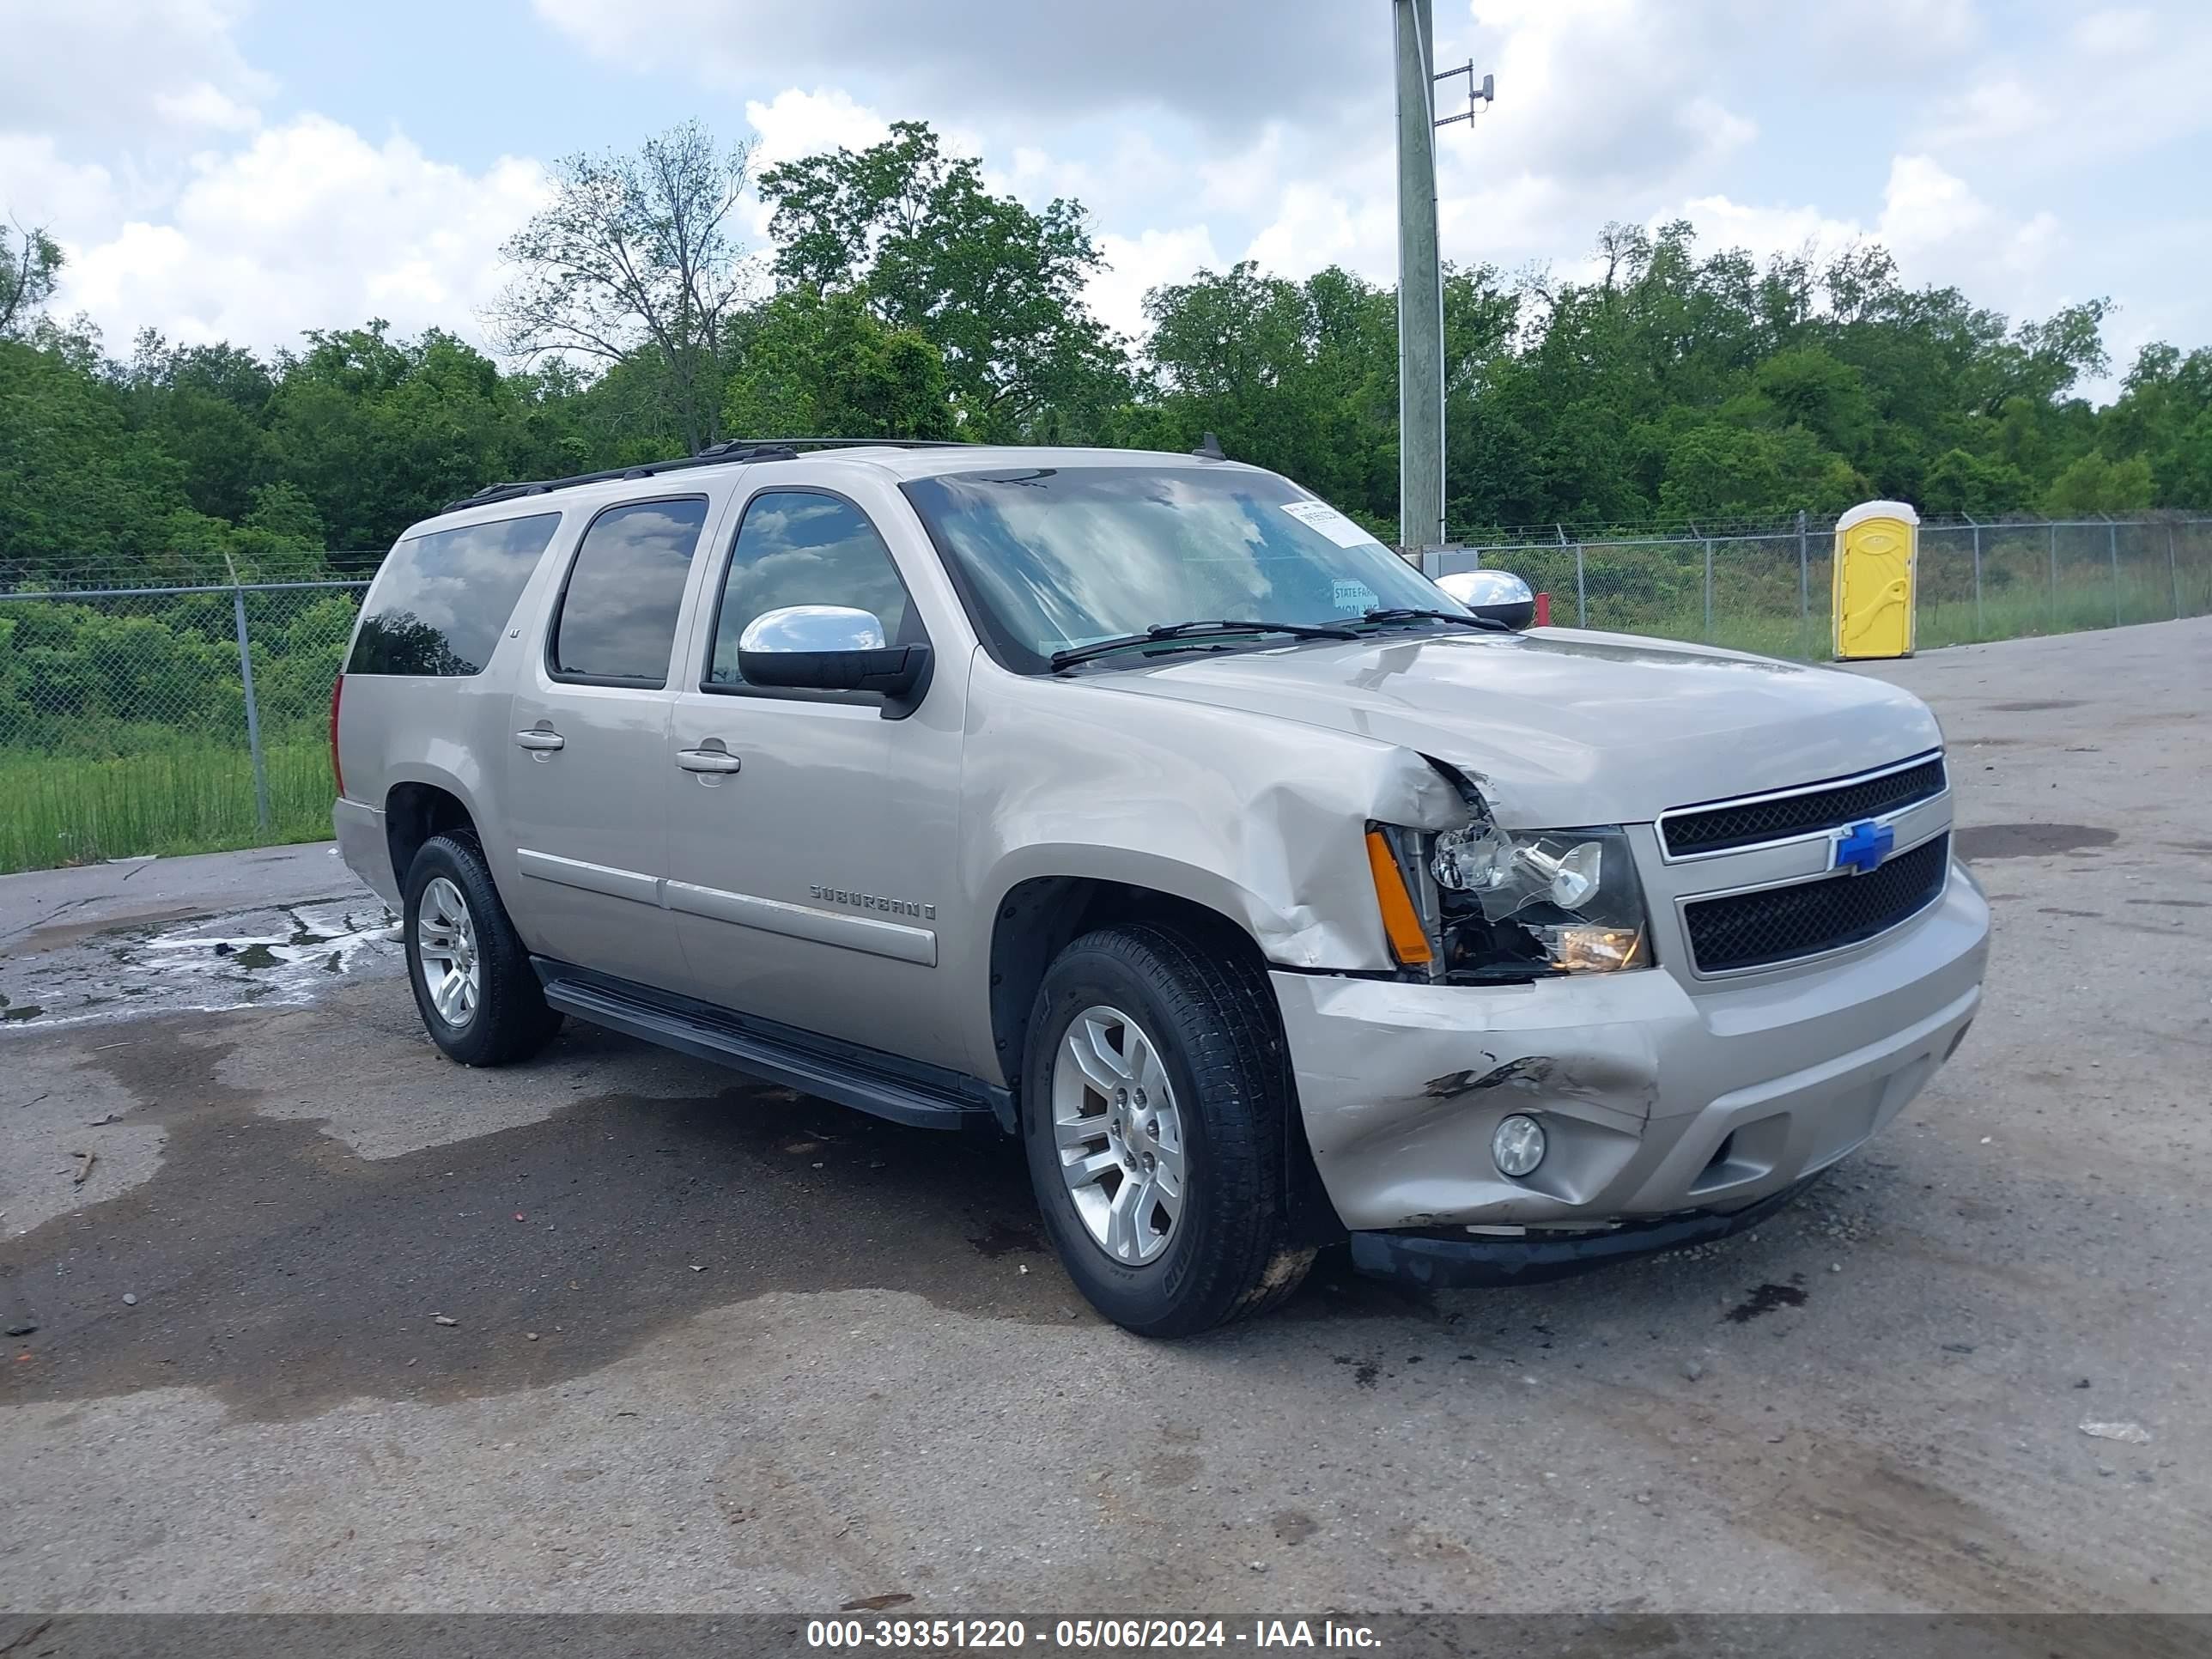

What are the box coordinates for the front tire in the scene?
[1022,923,1312,1336]
[403,833,561,1066]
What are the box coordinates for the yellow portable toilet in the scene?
[1832,500,1918,659]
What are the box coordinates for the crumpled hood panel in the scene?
[1095,627,1943,825]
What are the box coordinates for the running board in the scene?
[537,970,1000,1132]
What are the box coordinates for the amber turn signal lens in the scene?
[1366,830,1434,967]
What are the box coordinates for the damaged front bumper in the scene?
[1346,1173,1826,1288]
[1271,862,1989,1265]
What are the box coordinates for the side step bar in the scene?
[538,971,1000,1133]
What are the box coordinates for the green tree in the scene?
[488,121,753,454]
[0,337,193,581]
[758,121,1124,438]
[1,219,64,338]
[1921,447,2034,516]
[2043,450,2154,515]
[723,288,951,439]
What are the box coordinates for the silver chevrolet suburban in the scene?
[331,440,1990,1335]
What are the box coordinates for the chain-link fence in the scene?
[1423,512,2212,659]
[0,580,366,873]
[3,513,2209,874]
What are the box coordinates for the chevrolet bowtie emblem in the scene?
[1832,818,1895,875]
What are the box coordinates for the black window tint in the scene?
[708,493,912,686]
[550,498,709,685]
[348,512,562,677]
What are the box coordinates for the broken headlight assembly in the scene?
[1369,803,1651,982]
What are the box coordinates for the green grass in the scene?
[1583,576,2204,660]
[0,738,337,875]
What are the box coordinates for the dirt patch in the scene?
[13,906,215,957]
[1272,1509,1320,1546]
[968,1218,1045,1259]
[1724,1281,1808,1323]
[1955,823,2118,860]
[1984,699,2086,713]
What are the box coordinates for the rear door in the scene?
[503,493,719,989]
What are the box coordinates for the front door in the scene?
[663,485,968,1071]
[503,494,716,990]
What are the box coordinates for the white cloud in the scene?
[0,136,124,228]
[1246,181,1393,283]
[150,82,261,135]
[53,118,548,353]
[0,0,271,148]
[1090,225,1224,342]
[1918,3,2212,165]
[533,0,1379,131]
[2072,8,2156,55]
[1672,155,2060,318]
[1876,154,2059,280]
[743,88,891,173]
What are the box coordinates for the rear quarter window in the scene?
[347,512,565,677]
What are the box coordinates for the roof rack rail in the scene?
[437,437,973,516]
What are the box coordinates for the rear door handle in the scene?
[514,729,565,751]
[676,747,743,775]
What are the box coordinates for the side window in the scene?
[548,497,709,687]
[348,512,563,677]
[708,492,915,687]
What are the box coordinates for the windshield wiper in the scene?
[1050,618,1360,672]
[1357,606,1514,634]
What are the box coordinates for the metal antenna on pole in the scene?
[1394,0,1492,557]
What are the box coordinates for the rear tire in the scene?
[403,833,561,1066]
[1021,922,1312,1337]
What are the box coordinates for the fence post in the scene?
[1969,517,1984,635]
[1703,538,1714,641]
[2172,523,2184,618]
[1796,509,1809,627]
[2047,522,2058,622]
[2107,518,2121,626]
[225,556,271,836]
[1574,542,1587,628]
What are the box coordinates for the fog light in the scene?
[1492,1114,1547,1178]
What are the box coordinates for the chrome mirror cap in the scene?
[1437,569,1533,609]
[737,605,887,654]
[1437,569,1539,630]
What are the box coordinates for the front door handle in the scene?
[514,728,565,751]
[676,746,743,775]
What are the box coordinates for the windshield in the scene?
[900,465,1462,672]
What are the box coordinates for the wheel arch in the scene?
[984,870,1343,1249]
[384,772,483,894]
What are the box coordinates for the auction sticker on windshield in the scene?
[1279,499,1377,548]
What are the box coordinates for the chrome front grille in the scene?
[1660,754,1948,860]
[1683,832,1951,974]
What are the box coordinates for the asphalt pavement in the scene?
[1,617,2207,1614]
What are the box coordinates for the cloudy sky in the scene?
[3,0,2207,393]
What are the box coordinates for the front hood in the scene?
[1096,627,1942,825]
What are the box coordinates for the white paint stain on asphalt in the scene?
[0,896,402,1030]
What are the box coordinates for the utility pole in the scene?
[1394,0,1491,555]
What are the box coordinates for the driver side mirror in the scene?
[736,605,933,716]
[1436,568,1538,630]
